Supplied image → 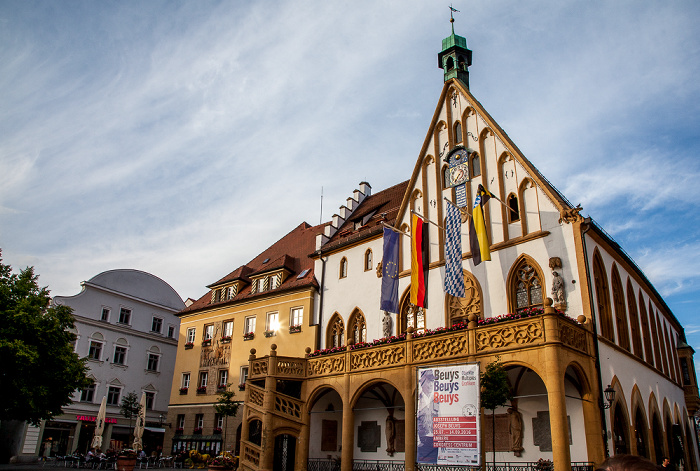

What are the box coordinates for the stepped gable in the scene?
[180,221,322,314]
[321,180,408,252]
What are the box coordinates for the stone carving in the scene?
[308,357,345,376]
[413,335,468,361]
[243,443,260,466]
[376,262,383,278]
[551,271,567,310]
[548,257,562,270]
[508,408,524,456]
[385,415,396,456]
[447,272,481,322]
[558,204,583,224]
[532,411,572,452]
[560,323,587,353]
[277,360,305,377]
[350,345,404,370]
[382,311,392,338]
[251,359,268,376]
[274,395,302,419]
[475,320,543,352]
[249,385,264,407]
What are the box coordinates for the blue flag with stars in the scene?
[380,227,400,313]
[444,200,465,298]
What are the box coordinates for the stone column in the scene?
[404,328,416,471]
[543,299,572,471]
[341,372,353,471]
[259,347,277,471]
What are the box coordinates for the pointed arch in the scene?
[454,120,463,144]
[663,323,677,383]
[626,279,643,358]
[649,302,663,371]
[592,249,614,342]
[326,312,344,349]
[364,248,373,272]
[506,193,520,223]
[655,310,669,376]
[507,254,545,313]
[639,291,654,365]
[631,385,650,458]
[609,377,631,455]
[649,392,665,462]
[399,287,425,334]
[611,264,630,351]
[339,257,348,279]
[445,269,483,325]
[347,308,367,345]
[518,178,538,235]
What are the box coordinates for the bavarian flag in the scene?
[469,184,494,265]
[410,213,429,307]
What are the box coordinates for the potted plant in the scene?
[193,427,203,434]
[220,335,231,343]
[264,329,276,338]
[213,427,222,434]
[116,449,137,471]
[179,387,188,395]
[289,324,302,333]
[202,339,212,347]
[208,452,236,470]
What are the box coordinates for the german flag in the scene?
[410,213,429,307]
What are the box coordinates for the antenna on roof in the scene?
[319,186,323,225]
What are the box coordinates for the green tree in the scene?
[120,391,141,446]
[0,251,91,425]
[481,357,512,468]
[214,386,240,452]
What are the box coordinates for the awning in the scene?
[172,435,222,441]
[144,427,166,433]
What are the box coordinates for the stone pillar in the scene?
[404,328,416,471]
[543,298,572,471]
[70,421,81,454]
[259,346,277,471]
[341,372,353,471]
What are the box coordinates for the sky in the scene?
[1,2,699,350]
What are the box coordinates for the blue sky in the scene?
[1,2,699,349]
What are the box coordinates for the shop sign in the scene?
[76,415,117,424]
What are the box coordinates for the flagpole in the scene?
[380,222,410,238]
[410,209,446,231]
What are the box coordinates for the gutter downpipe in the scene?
[581,217,611,458]
[316,252,327,350]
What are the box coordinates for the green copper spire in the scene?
[438,6,472,87]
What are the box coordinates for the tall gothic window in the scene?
[364,249,373,271]
[611,266,630,351]
[339,257,348,279]
[507,193,519,222]
[454,122,463,144]
[327,313,344,348]
[471,154,481,177]
[593,252,614,342]
[626,280,643,358]
[510,257,543,313]
[638,293,654,366]
[348,310,367,345]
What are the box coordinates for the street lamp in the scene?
[603,385,616,409]
[159,414,171,428]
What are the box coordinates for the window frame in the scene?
[290,307,303,327]
[182,373,191,388]
[167,325,175,338]
[222,320,234,339]
[113,345,127,365]
[80,383,96,403]
[203,324,214,341]
[106,386,122,406]
[364,249,373,272]
[151,316,163,334]
[186,327,196,344]
[100,307,110,322]
[144,391,155,410]
[218,369,228,388]
[147,352,160,372]
[339,257,348,279]
[199,371,208,388]
[240,366,249,387]
[266,311,279,332]
[88,340,103,361]
[244,316,256,334]
[118,307,132,325]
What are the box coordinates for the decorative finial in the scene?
[449,4,460,33]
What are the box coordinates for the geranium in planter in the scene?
[202,339,212,347]
[209,452,236,470]
[179,387,188,395]
[212,427,222,434]
[289,324,302,334]
[184,342,194,349]
[238,383,246,391]
[197,386,207,394]
[243,332,254,340]
[263,330,276,337]
[193,427,203,434]
[174,427,184,435]
[220,336,231,343]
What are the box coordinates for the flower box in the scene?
[213,427,222,434]
[193,427,203,434]
[217,384,227,391]
[238,383,246,391]
[220,336,231,344]
[174,428,183,435]
[196,386,207,394]
[289,325,302,334]
[202,339,212,347]
[243,332,254,340]
[184,342,194,350]
[264,330,276,338]
[179,387,188,395]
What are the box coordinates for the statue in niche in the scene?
[382,311,392,338]
[507,407,524,456]
[552,271,567,309]
[385,414,396,456]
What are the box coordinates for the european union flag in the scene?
[380,227,400,313]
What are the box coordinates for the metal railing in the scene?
[307,461,594,471]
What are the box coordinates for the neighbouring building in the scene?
[167,24,700,471]
[12,269,184,461]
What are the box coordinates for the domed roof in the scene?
[87,269,184,311]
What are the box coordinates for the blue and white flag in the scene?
[380,226,400,313]
[444,200,465,298]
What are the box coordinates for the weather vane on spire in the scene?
[449,4,460,33]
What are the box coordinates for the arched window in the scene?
[248,419,262,446]
[471,153,481,177]
[635,407,649,458]
[507,193,520,222]
[592,251,614,341]
[399,290,425,334]
[446,56,454,71]
[655,312,669,376]
[327,313,344,348]
[648,303,662,369]
[612,404,629,455]
[454,122,463,144]
[611,266,630,351]
[364,249,373,272]
[446,270,482,326]
[339,257,348,279]
[651,413,664,462]
[348,310,367,345]
[639,293,654,365]
[626,280,643,358]
[509,257,544,313]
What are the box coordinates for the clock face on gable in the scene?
[444,147,470,188]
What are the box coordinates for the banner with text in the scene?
[416,363,481,465]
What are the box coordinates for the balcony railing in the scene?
[305,461,593,471]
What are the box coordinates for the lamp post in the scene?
[601,385,616,457]
[158,414,171,428]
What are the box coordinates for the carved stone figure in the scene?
[507,408,524,456]
[385,415,396,456]
[552,271,566,305]
[382,311,392,338]
[558,204,583,224]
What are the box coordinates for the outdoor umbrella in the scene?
[132,392,146,450]
[91,396,107,450]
